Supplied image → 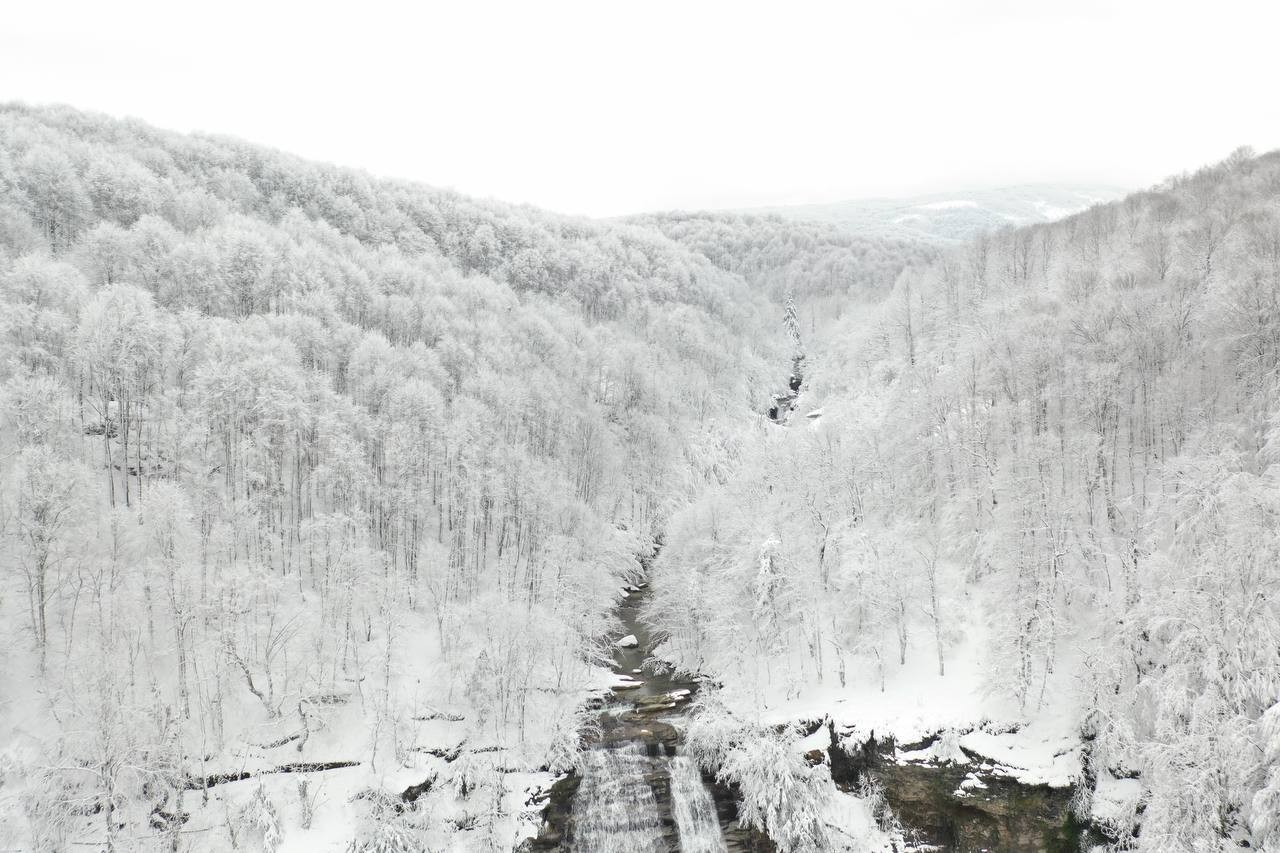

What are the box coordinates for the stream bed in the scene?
[524,579,1087,852]
[525,581,771,852]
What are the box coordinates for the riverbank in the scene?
[523,578,781,852]
[525,552,1096,853]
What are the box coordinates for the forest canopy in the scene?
[0,103,795,850]
[4,100,1278,852]
[647,146,1280,851]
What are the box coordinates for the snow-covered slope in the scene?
[0,103,792,852]
[650,148,1280,851]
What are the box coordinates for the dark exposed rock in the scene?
[605,716,680,748]
[528,564,1095,853]
[825,722,1089,852]
[520,771,580,850]
[875,761,1077,851]
[710,778,778,852]
[400,774,436,803]
[149,807,189,831]
[767,355,806,423]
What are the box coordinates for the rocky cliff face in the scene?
[522,558,1093,853]
[529,720,1092,853]
[826,724,1090,852]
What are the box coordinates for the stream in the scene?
[523,342,1086,852]
[527,579,769,852]
[569,581,725,852]
[525,568,1084,853]
[526,362,812,852]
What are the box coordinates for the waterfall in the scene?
[560,579,727,852]
[570,743,666,853]
[670,756,728,853]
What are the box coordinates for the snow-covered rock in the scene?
[1090,773,1142,834]
[898,728,969,766]
[954,772,989,797]
[616,634,639,648]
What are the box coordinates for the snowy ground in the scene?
[747,590,1086,791]
[0,605,620,852]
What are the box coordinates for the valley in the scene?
[0,102,1278,853]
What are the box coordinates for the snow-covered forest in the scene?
[628,212,934,301]
[0,103,794,850]
[647,147,1280,850]
[2,99,1280,853]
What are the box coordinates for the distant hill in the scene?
[625,210,936,303]
[748,184,1126,243]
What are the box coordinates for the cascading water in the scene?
[569,744,730,853]
[570,743,666,853]
[669,756,729,853]
[535,577,735,852]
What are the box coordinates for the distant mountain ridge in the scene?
[746,183,1126,243]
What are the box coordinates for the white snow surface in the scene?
[1091,772,1143,829]
[0,601,606,852]
[742,583,1085,789]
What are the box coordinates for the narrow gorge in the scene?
[524,571,766,852]
[3,92,1279,853]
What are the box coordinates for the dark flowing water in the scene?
[542,582,730,852]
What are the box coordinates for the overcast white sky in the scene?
[3,0,1279,217]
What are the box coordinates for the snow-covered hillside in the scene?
[649,148,1280,851]
[0,103,793,852]
[3,99,1278,853]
